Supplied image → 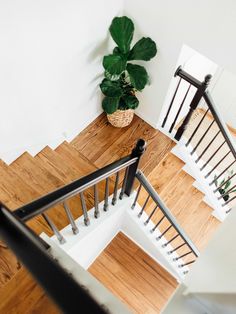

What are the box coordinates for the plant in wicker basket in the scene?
[100,16,157,127]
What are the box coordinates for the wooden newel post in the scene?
[124,139,147,196]
[174,74,212,141]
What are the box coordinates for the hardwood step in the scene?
[0,267,59,314]
[146,153,185,194]
[35,146,94,219]
[56,142,114,201]
[89,232,178,314]
[10,152,72,232]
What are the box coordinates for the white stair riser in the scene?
[42,193,189,282]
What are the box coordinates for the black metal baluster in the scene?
[42,213,65,244]
[63,201,79,235]
[173,251,192,261]
[103,178,109,212]
[112,172,120,205]
[162,77,182,128]
[178,260,195,268]
[169,84,191,133]
[138,195,150,218]
[186,108,209,147]
[218,184,236,200]
[156,225,172,241]
[79,192,90,226]
[144,204,158,225]
[226,208,232,214]
[205,151,231,178]
[214,171,236,193]
[167,242,186,255]
[209,160,236,186]
[162,234,179,248]
[150,215,165,233]
[131,184,142,209]
[200,141,226,171]
[94,184,99,218]
[190,120,215,155]
[195,130,220,163]
[119,168,129,200]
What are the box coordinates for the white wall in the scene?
[163,206,236,313]
[211,69,236,129]
[0,0,123,163]
[124,0,236,128]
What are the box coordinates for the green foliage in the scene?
[214,171,236,202]
[109,16,134,54]
[103,54,126,77]
[128,37,157,61]
[102,97,120,114]
[126,64,148,91]
[100,16,157,114]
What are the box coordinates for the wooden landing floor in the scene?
[89,232,178,314]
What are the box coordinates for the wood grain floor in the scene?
[89,232,178,314]
[0,113,221,313]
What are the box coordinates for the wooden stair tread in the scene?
[72,114,129,165]
[0,241,20,289]
[36,146,96,216]
[93,115,159,168]
[70,113,107,150]
[56,141,98,175]
[0,267,59,314]
[10,153,73,232]
[146,152,185,194]
[0,159,50,235]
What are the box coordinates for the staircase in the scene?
[159,66,236,221]
[0,113,222,313]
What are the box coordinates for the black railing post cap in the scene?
[174,66,182,77]
[204,74,212,85]
[135,139,147,153]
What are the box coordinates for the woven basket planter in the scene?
[107,109,134,128]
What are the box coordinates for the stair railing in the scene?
[0,134,203,311]
[161,67,236,214]
[13,139,146,244]
[132,170,199,274]
[0,204,108,314]
[0,139,146,313]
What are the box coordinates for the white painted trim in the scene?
[42,191,189,283]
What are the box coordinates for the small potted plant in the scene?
[214,170,236,201]
[100,16,157,128]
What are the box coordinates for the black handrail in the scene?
[135,170,200,258]
[14,139,146,222]
[14,156,137,221]
[203,91,236,160]
[0,204,107,314]
[162,66,236,210]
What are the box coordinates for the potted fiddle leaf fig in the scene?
[100,16,157,127]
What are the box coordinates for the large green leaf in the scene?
[100,78,123,97]
[109,16,134,54]
[128,37,157,61]
[103,54,126,76]
[123,95,139,109]
[102,96,120,114]
[126,63,149,90]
